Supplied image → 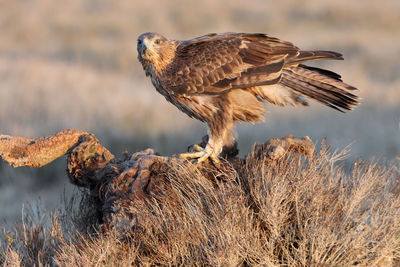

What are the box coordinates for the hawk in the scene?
[137,32,358,163]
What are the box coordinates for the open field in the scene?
[0,0,399,234]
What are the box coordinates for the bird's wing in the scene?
[161,33,301,95]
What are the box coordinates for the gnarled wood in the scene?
[0,129,315,232]
[0,129,113,168]
[254,135,315,160]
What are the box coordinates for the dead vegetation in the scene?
[0,130,399,266]
[1,0,400,228]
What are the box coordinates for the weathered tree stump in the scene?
[0,129,315,233]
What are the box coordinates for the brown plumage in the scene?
[137,32,358,163]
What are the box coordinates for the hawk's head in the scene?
[137,32,176,76]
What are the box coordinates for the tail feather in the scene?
[280,66,358,112]
[286,50,344,65]
[299,64,343,81]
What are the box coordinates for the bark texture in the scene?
[0,130,315,232]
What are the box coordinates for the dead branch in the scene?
[0,129,315,232]
[252,135,315,160]
[0,129,113,168]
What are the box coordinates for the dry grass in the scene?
[1,146,399,266]
[0,0,399,247]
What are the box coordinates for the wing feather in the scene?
[160,32,354,103]
[161,33,298,95]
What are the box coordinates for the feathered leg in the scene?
[179,121,235,164]
[179,97,235,164]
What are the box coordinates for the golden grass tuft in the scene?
[1,145,400,266]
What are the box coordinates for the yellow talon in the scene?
[190,144,204,152]
[178,147,220,164]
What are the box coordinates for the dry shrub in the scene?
[1,145,400,266]
[241,145,400,265]
[1,207,65,266]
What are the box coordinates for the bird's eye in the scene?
[138,39,142,45]
[154,39,161,45]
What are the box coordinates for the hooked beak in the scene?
[140,43,147,55]
[138,40,147,58]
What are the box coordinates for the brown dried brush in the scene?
[1,144,400,266]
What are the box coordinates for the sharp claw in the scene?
[210,154,220,164]
[178,148,219,164]
[194,152,210,164]
[178,150,206,159]
[190,144,204,152]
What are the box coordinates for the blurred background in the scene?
[0,0,399,226]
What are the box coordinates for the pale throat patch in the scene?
[144,40,177,74]
[143,38,157,55]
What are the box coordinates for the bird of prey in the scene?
[137,32,358,163]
